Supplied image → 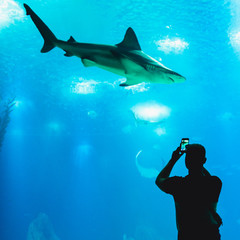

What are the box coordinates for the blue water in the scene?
[0,0,240,239]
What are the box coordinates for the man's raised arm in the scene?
[155,147,183,189]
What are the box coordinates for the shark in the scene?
[23,4,186,87]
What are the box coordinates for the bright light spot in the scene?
[48,122,60,131]
[228,0,240,53]
[113,79,149,92]
[154,127,166,136]
[155,37,189,54]
[11,99,34,110]
[74,144,92,167]
[87,110,97,119]
[70,78,99,94]
[124,82,150,93]
[14,100,22,107]
[78,144,91,153]
[229,31,240,52]
[131,102,171,123]
[0,0,24,30]
[123,234,134,240]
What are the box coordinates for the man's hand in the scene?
[171,147,184,162]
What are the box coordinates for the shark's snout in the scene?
[168,73,185,83]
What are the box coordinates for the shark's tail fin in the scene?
[24,4,57,53]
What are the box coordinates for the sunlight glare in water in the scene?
[155,37,189,54]
[14,100,22,108]
[124,83,150,93]
[0,0,24,29]
[70,78,99,94]
[74,144,92,167]
[154,127,166,136]
[131,102,171,123]
[87,110,97,119]
[48,122,61,132]
[229,31,240,52]
[228,0,240,53]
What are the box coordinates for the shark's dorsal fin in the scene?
[67,36,76,43]
[116,27,141,50]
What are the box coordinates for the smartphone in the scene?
[180,138,189,152]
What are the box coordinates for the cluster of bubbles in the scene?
[155,36,189,54]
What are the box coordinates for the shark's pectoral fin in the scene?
[110,50,145,73]
[120,80,134,87]
[119,77,141,87]
[110,51,145,87]
[64,51,73,57]
[81,58,96,67]
[119,82,129,87]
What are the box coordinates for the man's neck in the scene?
[188,168,204,177]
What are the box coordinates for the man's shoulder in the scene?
[202,175,222,193]
[205,175,222,183]
[208,175,222,187]
[158,176,184,194]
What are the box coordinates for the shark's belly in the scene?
[74,50,126,76]
[149,73,175,84]
[130,70,174,84]
[90,55,126,76]
[143,67,185,84]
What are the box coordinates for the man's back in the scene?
[155,144,222,240]
[162,175,221,230]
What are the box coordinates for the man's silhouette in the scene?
[155,144,222,240]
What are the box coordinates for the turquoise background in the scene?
[0,0,240,239]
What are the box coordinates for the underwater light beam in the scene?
[131,102,171,123]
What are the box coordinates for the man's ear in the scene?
[203,157,207,164]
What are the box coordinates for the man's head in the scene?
[185,144,206,171]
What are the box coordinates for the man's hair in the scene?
[186,144,206,159]
[185,144,206,169]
